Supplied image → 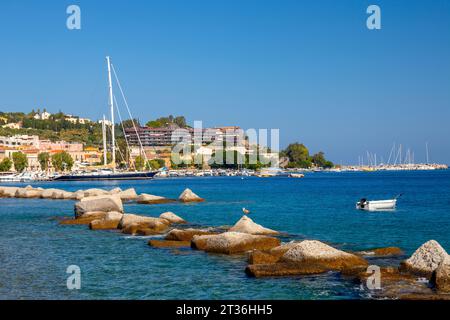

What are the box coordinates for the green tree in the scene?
[134,155,145,171]
[12,152,28,172]
[145,159,165,170]
[283,143,312,168]
[311,152,326,167]
[38,152,50,170]
[0,157,13,172]
[311,152,334,168]
[51,151,74,172]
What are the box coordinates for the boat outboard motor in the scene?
[358,198,367,209]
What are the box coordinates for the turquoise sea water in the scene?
[0,171,449,299]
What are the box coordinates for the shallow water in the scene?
[0,171,449,299]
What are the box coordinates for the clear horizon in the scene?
[0,0,449,165]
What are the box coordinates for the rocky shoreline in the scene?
[1,184,450,300]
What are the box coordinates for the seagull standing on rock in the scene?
[242,208,250,214]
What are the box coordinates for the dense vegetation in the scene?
[281,143,333,168]
[145,115,188,128]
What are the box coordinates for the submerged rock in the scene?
[60,211,108,225]
[148,240,191,248]
[433,255,450,293]
[159,212,186,224]
[74,195,123,218]
[165,228,216,241]
[400,240,448,277]
[178,188,204,203]
[89,211,123,230]
[191,232,280,254]
[229,215,278,235]
[246,240,368,277]
[137,193,174,204]
[356,247,404,257]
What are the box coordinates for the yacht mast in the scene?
[102,115,107,166]
[106,56,116,169]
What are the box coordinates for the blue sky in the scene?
[0,0,449,164]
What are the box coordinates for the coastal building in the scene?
[0,135,40,148]
[33,111,51,120]
[124,125,193,146]
[65,115,92,124]
[1,122,22,129]
[125,125,243,147]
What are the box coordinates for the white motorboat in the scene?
[356,195,401,211]
[289,173,305,178]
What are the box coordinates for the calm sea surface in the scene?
[1,170,449,299]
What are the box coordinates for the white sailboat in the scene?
[53,56,157,181]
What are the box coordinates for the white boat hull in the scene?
[356,199,397,211]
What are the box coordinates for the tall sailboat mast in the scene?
[102,115,108,166]
[106,56,116,169]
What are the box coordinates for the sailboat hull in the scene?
[52,171,157,181]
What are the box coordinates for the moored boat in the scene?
[356,197,399,211]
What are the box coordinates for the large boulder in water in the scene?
[433,255,450,293]
[165,228,217,241]
[74,195,123,218]
[109,187,122,194]
[159,212,186,224]
[191,232,280,254]
[229,215,278,235]
[83,188,110,197]
[178,188,204,203]
[400,240,448,277]
[60,211,108,225]
[248,241,303,265]
[0,186,20,197]
[89,211,123,230]
[137,193,174,204]
[118,188,138,201]
[15,188,42,198]
[118,213,170,235]
[40,188,64,199]
[246,240,368,277]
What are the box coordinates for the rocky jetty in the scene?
[0,186,20,197]
[118,214,170,235]
[400,240,448,277]
[60,211,108,225]
[178,188,204,203]
[148,240,191,248]
[118,188,139,201]
[89,211,123,230]
[165,228,217,241]
[433,255,450,293]
[229,215,278,235]
[246,240,368,277]
[159,212,186,224]
[74,195,124,218]
[248,241,303,264]
[137,193,174,204]
[191,232,280,254]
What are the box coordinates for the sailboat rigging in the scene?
[53,56,157,181]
